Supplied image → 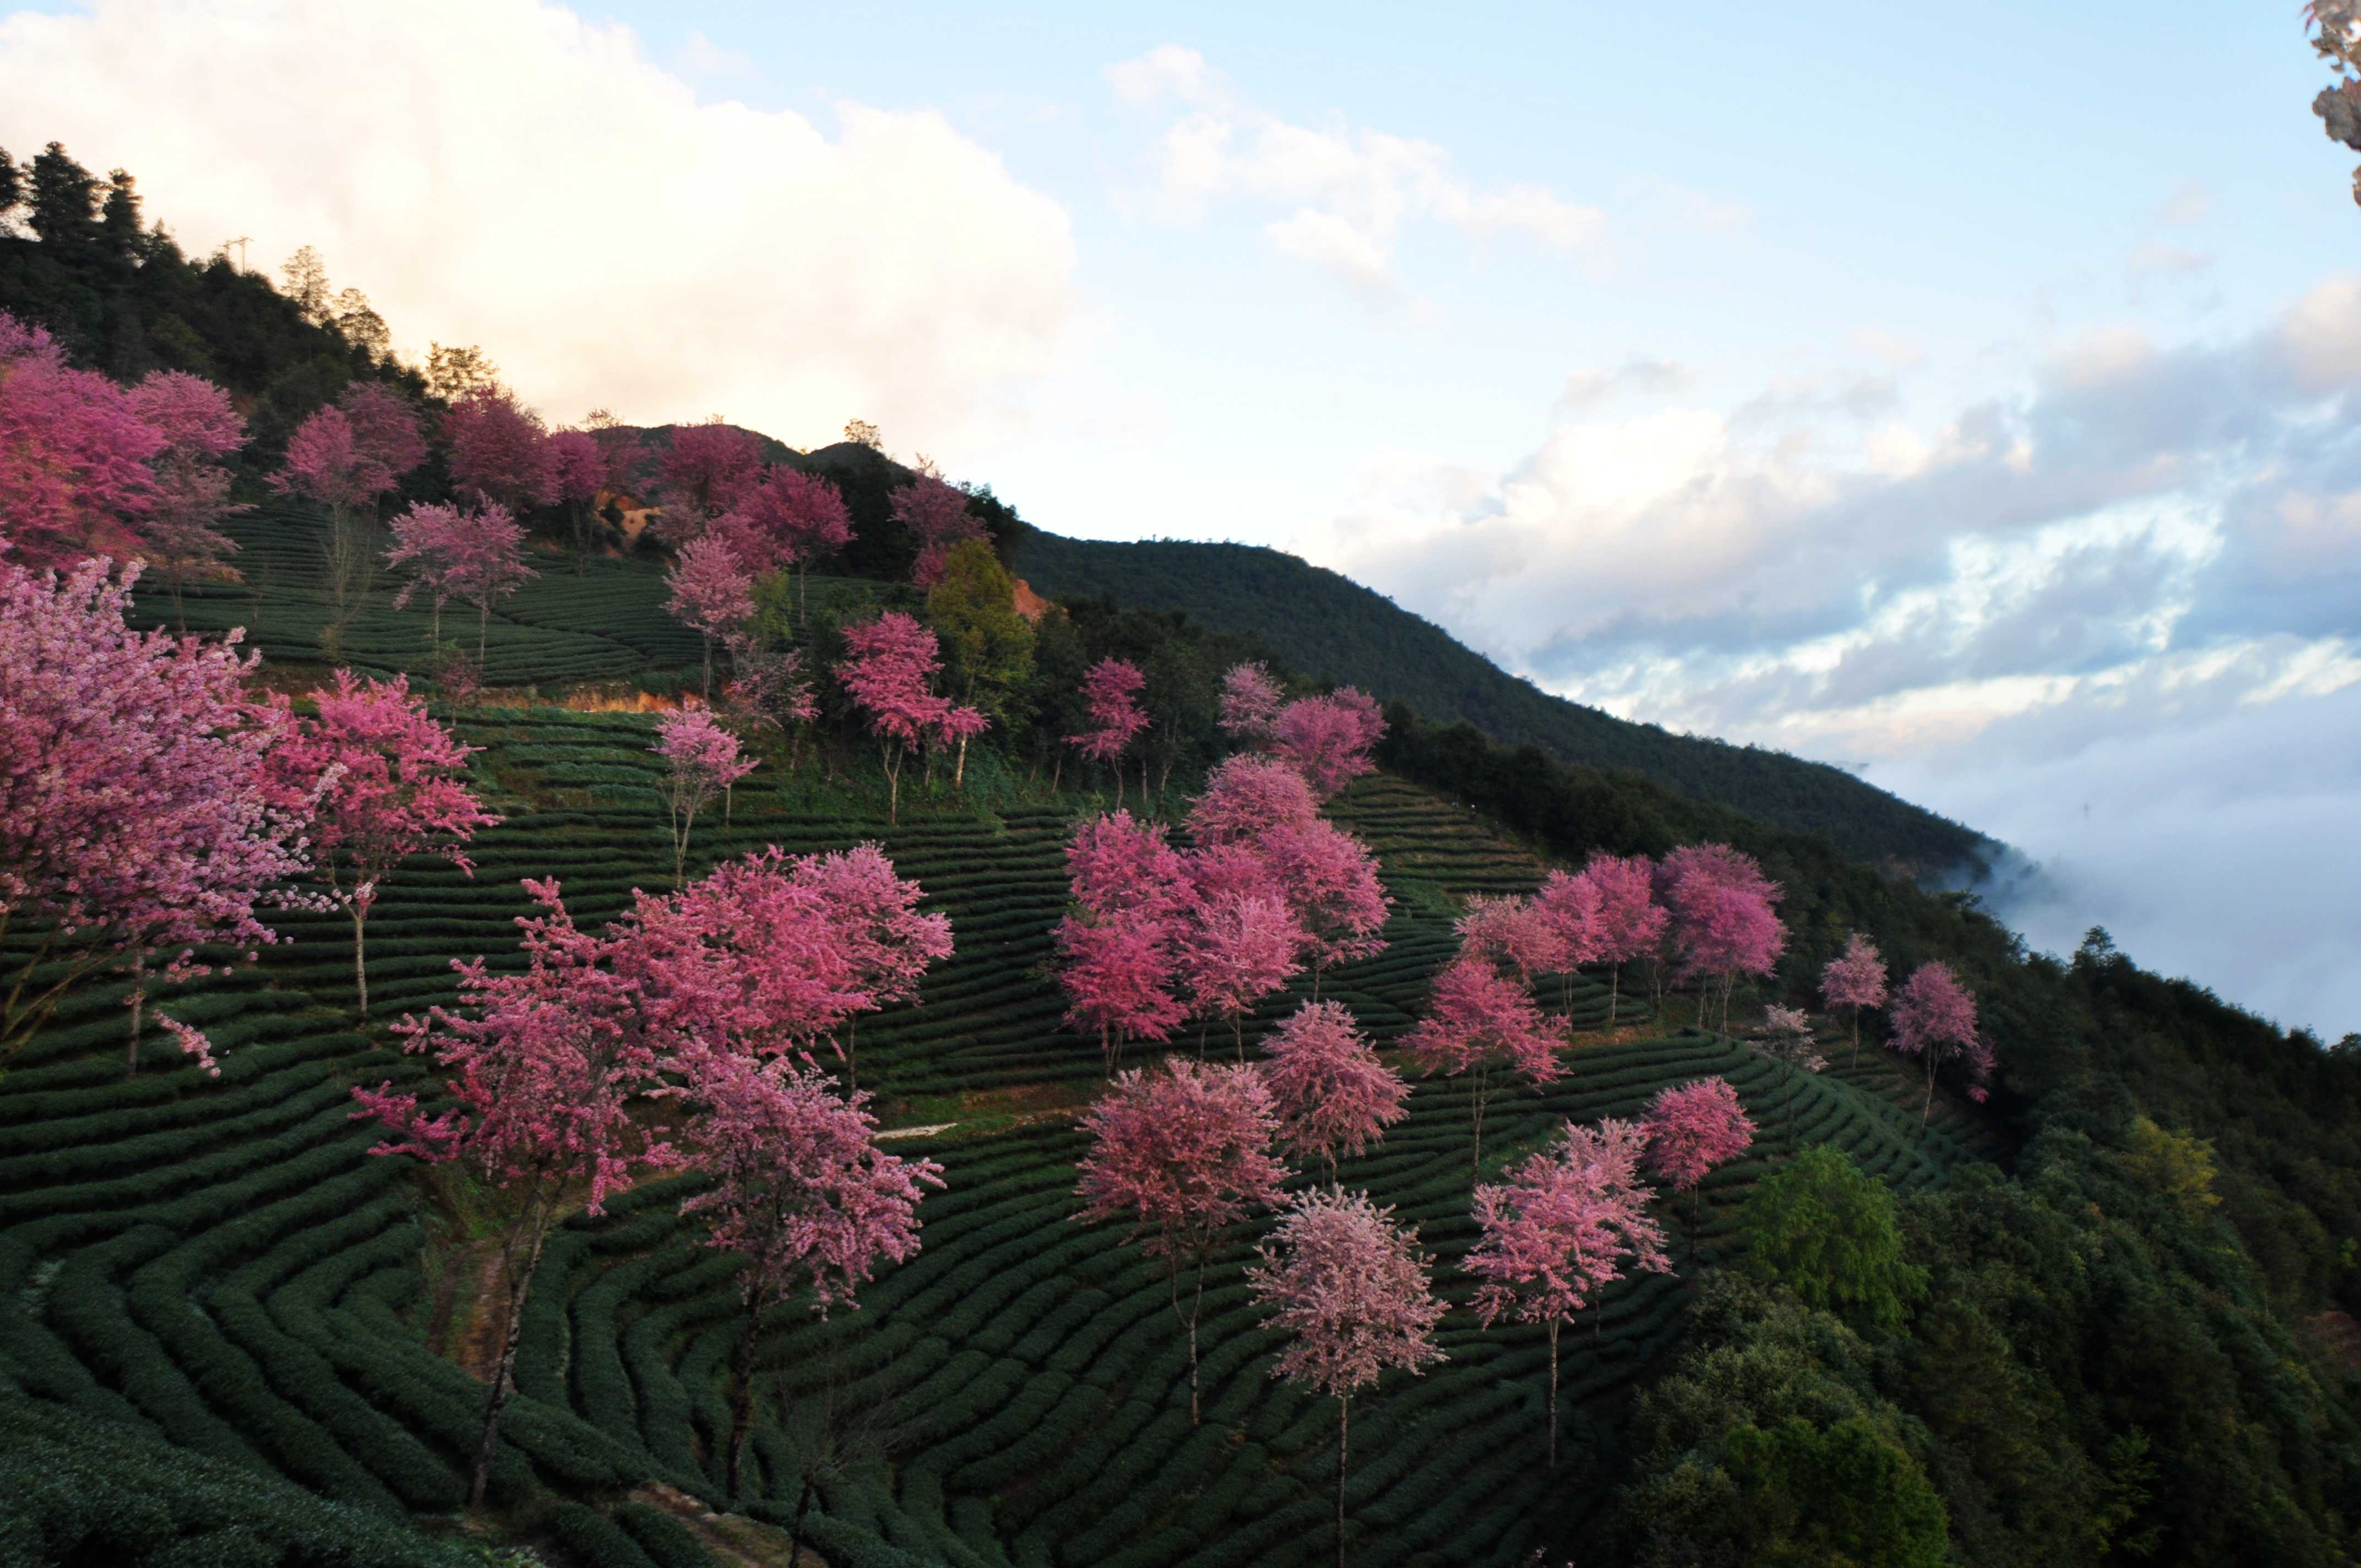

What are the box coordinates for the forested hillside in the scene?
[7,146,2361,1568]
[1016,532,1990,878]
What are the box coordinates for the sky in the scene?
[3,0,2356,1036]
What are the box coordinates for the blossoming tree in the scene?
[1404,955,1562,1178]
[1638,1075,1756,1252]
[1889,960,1990,1123]
[1821,931,1890,1063]
[653,707,758,884]
[837,611,952,823]
[1069,657,1151,807]
[1257,1000,1409,1174]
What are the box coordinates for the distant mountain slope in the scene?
[1016,531,1990,876]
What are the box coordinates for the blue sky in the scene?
[3,0,2355,1034]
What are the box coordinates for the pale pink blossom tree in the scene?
[0,312,159,567]
[723,634,819,770]
[383,501,477,645]
[1273,689,1387,800]
[654,707,758,884]
[1067,809,1194,924]
[1753,1004,1825,1139]
[0,559,314,1072]
[1889,960,1989,1123]
[890,475,984,590]
[444,386,557,515]
[666,536,757,698]
[1404,955,1563,1178]
[933,703,991,792]
[273,405,384,523]
[1466,1117,1670,1466]
[1821,931,1890,1063]
[1639,1076,1756,1252]
[1176,890,1304,1059]
[1257,1000,1408,1174]
[1531,869,1603,1014]
[792,841,954,1091]
[274,671,499,1018]
[720,465,853,621]
[1258,819,1390,997]
[1248,1186,1446,1567]
[1217,661,1285,746]
[1074,1058,1290,1425]
[1657,844,1786,1031]
[679,1050,944,1496]
[352,877,688,1506]
[1456,894,1569,999]
[837,611,953,823]
[1578,854,1667,1026]
[131,371,249,631]
[383,500,537,668]
[1068,657,1151,807]
[1187,754,1318,848]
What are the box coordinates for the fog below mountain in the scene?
[1870,680,2361,1044]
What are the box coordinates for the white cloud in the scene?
[676,29,755,80]
[0,0,1078,458]
[1106,43,1604,295]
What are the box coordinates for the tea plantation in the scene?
[0,680,1996,1567]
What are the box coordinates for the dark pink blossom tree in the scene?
[654,707,757,884]
[1075,1058,1290,1425]
[1658,843,1786,1031]
[1187,754,1318,848]
[837,611,953,823]
[679,1050,943,1495]
[723,634,819,770]
[1889,960,1989,1123]
[720,466,853,621]
[1177,890,1304,1058]
[131,371,249,631]
[545,427,611,568]
[1639,1075,1756,1251]
[273,405,384,523]
[1218,661,1285,745]
[1405,955,1564,1178]
[661,420,763,521]
[666,536,757,698]
[444,386,557,515]
[1258,819,1390,997]
[1069,657,1151,807]
[1056,916,1187,1075]
[1577,853,1666,1025]
[0,312,160,567]
[415,500,536,668]
[335,382,427,514]
[1068,809,1194,923]
[1467,1117,1671,1466]
[1257,1000,1408,1174]
[0,559,313,1072]
[354,878,688,1507]
[1821,931,1890,1063]
[1273,688,1387,800]
[1531,869,1603,1013]
[792,841,955,1091]
[383,501,478,645]
[1248,1186,1446,1567]
[890,475,984,590]
[274,671,499,1017]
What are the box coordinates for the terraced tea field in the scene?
[0,708,1998,1566]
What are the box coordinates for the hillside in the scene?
[1015,532,1989,878]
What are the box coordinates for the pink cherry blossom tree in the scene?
[666,536,757,698]
[382,501,474,645]
[1075,1059,1290,1425]
[1187,754,1318,848]
[654,707,758,884]
[1889,960,1989,1123]
[1248,1186,1446,1567]
[1176,890,1305,1058]
[890,475,984,590]
[545,427,612,568]
[1658,843,1787,1032]
[1258,819,1390,997]
[0,559,314,1073]
[336,382,427,515]
[444,386,557,515]
[1466,1117,1670,1466]
[1753,1004,1825,1139]
[679,1050,943,1496]
[354,878,687,1507]
[1639,1076,1756,1252]
[274,671,499,1018]
[723,634,819,770]
[1218,661,1285,746]
[837,611,953,823]
[1068,809,1194,923]
[720,465,853,621]
[1257,1000,1408,1174]
[1821,931,1890,1063]
[131,371,249,631]
[1531,869,1603,1014]
[383,499,537,668]
[933,703,991,792]
[0,312,160,567]
[1403,955,1563,1178]
[273,405,384,522]
[1456,894,1569,1001]
[1577,854,1667,1025]
[1272,689,1387,800]
[1057,916,1187,1075]
[791,841,954,1091]
[1068,657,1150,807]
[661,420,763,522]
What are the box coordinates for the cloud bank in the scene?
[0,0,1078,455]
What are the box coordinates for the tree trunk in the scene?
[467,1216,551,1509]
[1607,965,1620,1025]
[1233,1016,1245,1063]
[1187,1257,1207,1425]
[787,1477,814,1568]
[884,744,902,824]
[955,736,969,791]
[352,902,371,1020]
[1849,1008,1861,1066]
[845,1015,859,1094]
[798,564,809,625]
[702,634,714,700]
[477,601,489,671]
[1051,753,1063,794]
[727,1294,762,1498]
[1470,1064,1490,1181]
[124,955,146,1077]
[1547,1319,1560,1469]
[1923,1058,1936,1126]
[1336,1393,1350,1568]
